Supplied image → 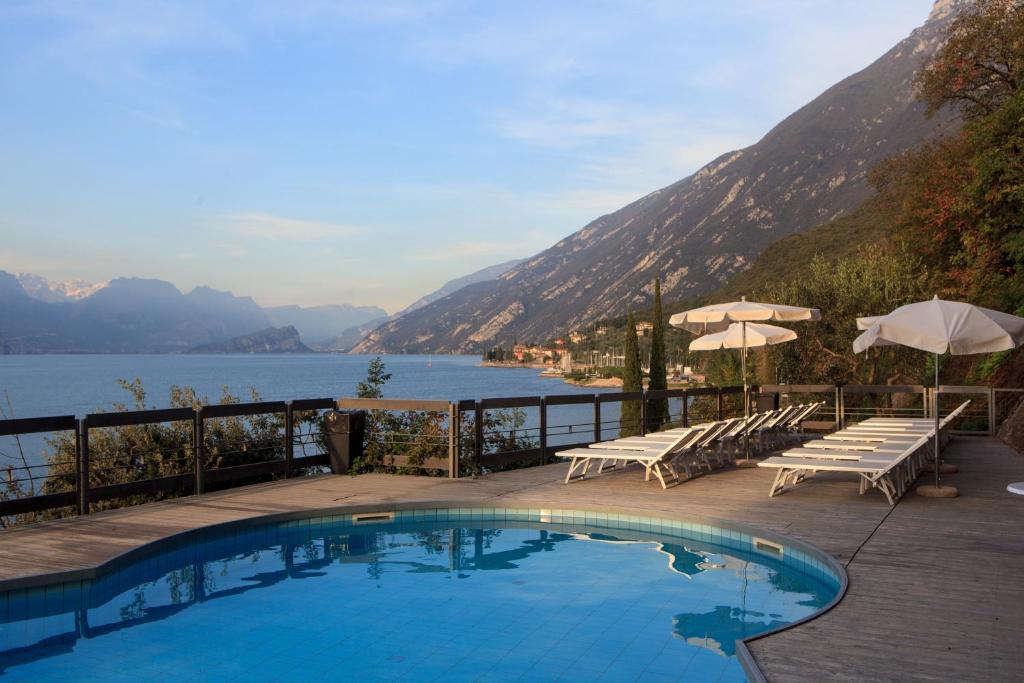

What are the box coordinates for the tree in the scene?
[647,278,669,429]
[357,357,391,399]
[759,242,931,385]
[916,0,1024,120]
[620,312,644,437]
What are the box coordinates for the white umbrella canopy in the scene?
[672,297,818,461]
[852,296,1024,493]
[669,296,821,331]
[689,322,797,351]
[853,297,1024,354]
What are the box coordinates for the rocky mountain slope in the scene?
[356,1,964,354]
[186,326,312,354]
[394,258,524,318]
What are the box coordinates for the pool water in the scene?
[0,510,840,682]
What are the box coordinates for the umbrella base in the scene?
[916,484,958,498]
[923,462,959,474]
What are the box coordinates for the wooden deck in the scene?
[1,437,1022,682]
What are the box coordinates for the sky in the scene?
[0,0,935,312]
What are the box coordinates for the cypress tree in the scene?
[647,278,669,429]
[620,311,643,437]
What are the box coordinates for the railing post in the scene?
[194,407,205,495]
[539,397,548,465]
[640,390,647,436]
[835,385,842,428]
[593,395,601,443]
[77,417,89,515]
[717,388,724,421]
[474,401,483,470]
[284,401,295,478]
[988,388,996,436]
[682,390,688,428]
[448,403,460,479]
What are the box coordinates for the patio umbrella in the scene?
[689,323,798,462]
[853,296,1024,494]
[671,297,820,458]
[689,322,797,351]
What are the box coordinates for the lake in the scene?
[0,354,624,469]
[0,354,602,418]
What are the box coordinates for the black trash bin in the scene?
[324,410,365,474]
[754,393,776,413]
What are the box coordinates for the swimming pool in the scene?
[0,507,843,682]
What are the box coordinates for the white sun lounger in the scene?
[758,434,930,505]
[559,427,706,488]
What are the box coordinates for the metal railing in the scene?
[2,383,1019,526]
[1,398,336,521]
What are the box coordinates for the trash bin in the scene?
[324,410,365,474]
[754,393,776,413]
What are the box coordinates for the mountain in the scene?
[0,274,273,353]
[265,303,387,345]
[395,258,525,318]
[16,273,107,302]
[0,271,390,353]
[313,316,390,352]
[352,258,525,352]
[186,326,312,354]
[355,1,963,354]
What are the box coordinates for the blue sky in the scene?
[0,1,934,312]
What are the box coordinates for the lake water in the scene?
[0,354,625,470]
[0,354,597,419]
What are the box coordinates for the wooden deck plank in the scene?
[0,436,1022,682]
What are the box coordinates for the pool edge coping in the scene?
[0,498,849,683]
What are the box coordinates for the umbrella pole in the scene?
[934,352,940,489]
[742,321,749,462]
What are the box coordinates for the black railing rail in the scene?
[1,383,1014,525]
[0,398,337,521]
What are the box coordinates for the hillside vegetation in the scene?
[682,0,1024,388]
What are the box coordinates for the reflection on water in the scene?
[0,519,835,682]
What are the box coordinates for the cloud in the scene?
[411,241,525,262]
[132,109,185,130]
[223,212,363,241]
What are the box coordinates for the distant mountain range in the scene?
[354,1,964,353]
[0,272,384,353]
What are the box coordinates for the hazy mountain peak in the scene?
[16,272,107,303]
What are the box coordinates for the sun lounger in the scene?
[559,427,706,488]
[759,434,930,505]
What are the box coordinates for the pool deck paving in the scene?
[1,436,1022,682]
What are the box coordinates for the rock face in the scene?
[394,259,525,318]
[186,326,312,354]
[357,2,961,354]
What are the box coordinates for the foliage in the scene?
[915,0,1024,120]
[357,357,391,399]
[458,407,537,475]
[352,357,448,475]
[647,278,670,430]
[620,311,643,436]
[351,357,536,476]
[757,243,932,385]
[0,379,325,527]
